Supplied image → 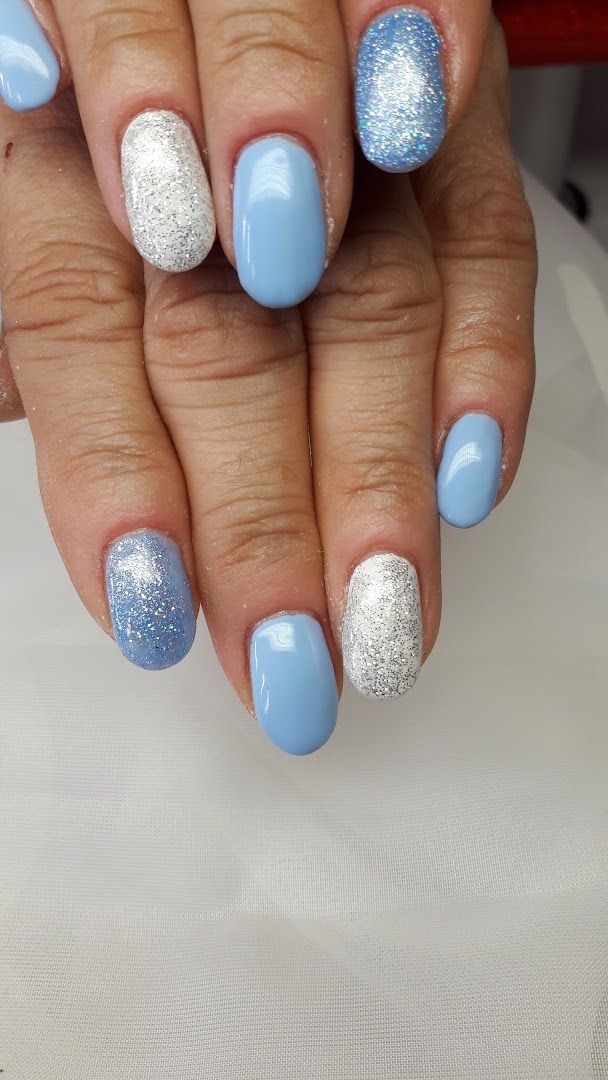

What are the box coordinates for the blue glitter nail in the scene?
[355,7,446,173]
[105,531,196,670]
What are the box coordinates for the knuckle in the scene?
[5,238,142,350]
[46,411,165,494]
[80,4,183,78]
[313,229,441,344]
[444,335,535,396]
[150,269,267,344]
[340,440,435,519]
[207,489,317,577]
[147,277,302,383]
[433,163,537,265]
[210,5,330,81]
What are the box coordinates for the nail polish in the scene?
[250,614,338,755]
[233,136,326,309]
[105,530,196,670]
[355,7,446,172]
[437,413,503,528]
[342,553,422,699]
[121,110,215,273]
[0,0,60,111]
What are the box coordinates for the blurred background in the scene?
[512,64,608,250]
[495,0,608,250]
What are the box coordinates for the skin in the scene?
[0,20,536,712]
[35,0,490,267]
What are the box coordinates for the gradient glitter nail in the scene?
[121,110,215,272]
[342,553,422,699]
[355,7,446,172]
[105,531,196,670]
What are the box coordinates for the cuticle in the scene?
[246,608,325,648]
[118,106,205,158]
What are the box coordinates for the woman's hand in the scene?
[1,0,492,307]
[0,18,536,755]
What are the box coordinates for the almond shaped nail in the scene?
[121,110,215,273]
[342,553,422,699]
[0,0,60,112]
[250,613,338,755]
[105,530,196,670]
[355,7,446,172]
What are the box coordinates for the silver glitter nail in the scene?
[121,110,216,273]
[342,553,422,699]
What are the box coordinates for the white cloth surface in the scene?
[0,173,607,1079]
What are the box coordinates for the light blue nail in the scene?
[437,414,503,529]
[250,614,338,756]
[233,136,326,309]
[0,0,60,112]
[356,7,446,172]
[105,531,196,670]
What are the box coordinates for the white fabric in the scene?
[1,174,607,1079]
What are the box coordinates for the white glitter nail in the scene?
[121,110,216,273]
[342,553,422,700]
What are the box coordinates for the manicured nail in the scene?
[233,136,326,309]
[355,7,446,173]
[0,0,60,111]
[437,413,503,528]
[105,530,196,670]
[250,614,338,755]
[121,110,216,273]
[342,553,422,699]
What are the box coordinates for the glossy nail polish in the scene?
[355,7,446,172]
[342,553,422,699]
[233,136,326,309]
[105,530,196,670]
[250,614,338,755]
[0,0,60,111]
[437,413,503,528]
[121,110,215,273]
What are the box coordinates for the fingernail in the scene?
[105,530,196,670]
[342,553,422,699]
[0,0,60,111]
[355,7,446,173]
[437,413,503,528]
[250,614,338,755]
[233,136,326,309]
[121,110,216,273]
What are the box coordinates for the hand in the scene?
[0,18,536,756]
[2,0,491,308]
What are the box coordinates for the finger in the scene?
[417,19,537,528]
[51,0,215,272]
[0,108,199,669]
[189,0,353,307]
[304,159,443,700]
[0,302,24,421]
[144,259,339,754]
[0,0,68,112]
[342,0,491,172]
